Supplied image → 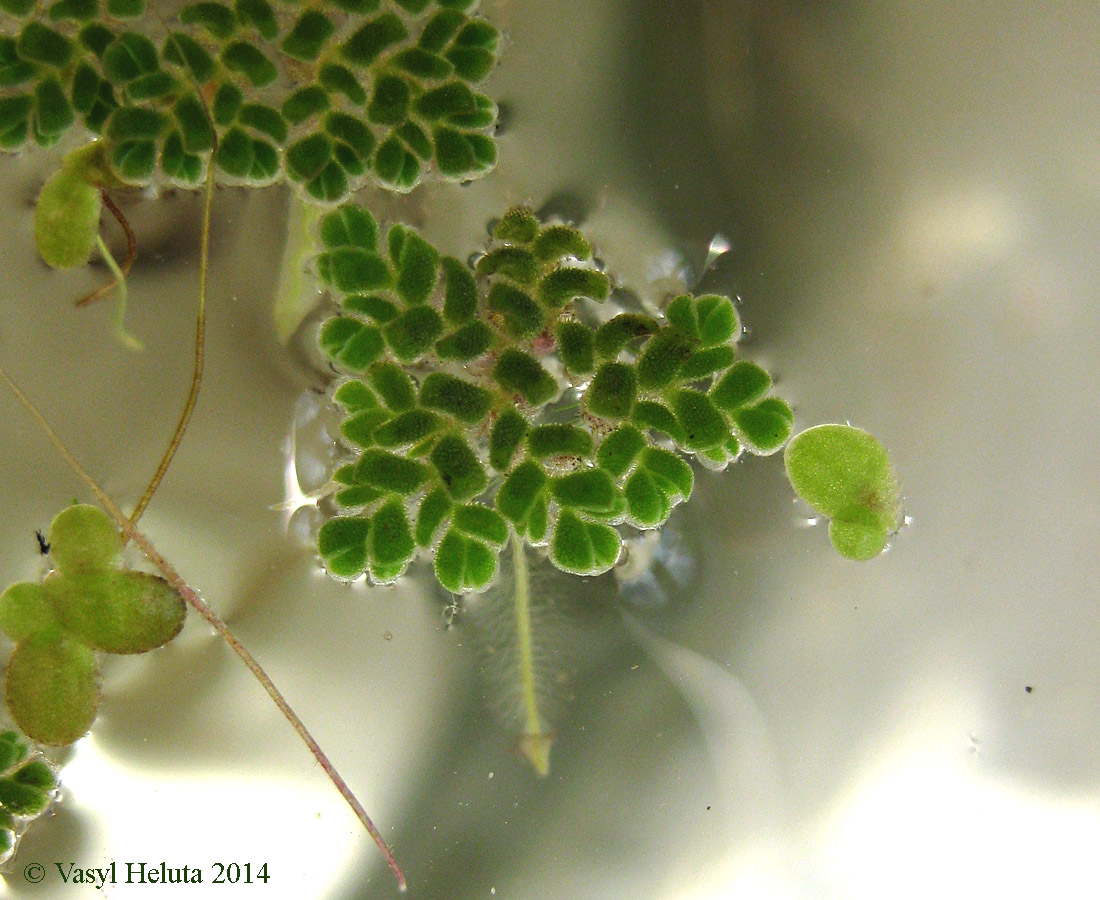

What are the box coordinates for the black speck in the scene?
[35,529,50,555]
[1025,685,1033,694]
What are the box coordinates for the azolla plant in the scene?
[310,202,903,772]
[0,0,900,887]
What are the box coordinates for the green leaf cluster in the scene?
[315,203,798,591]
[0,505,186,745]
[1,0,499,197]
[0,729,57,862]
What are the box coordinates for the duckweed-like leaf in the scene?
[1,506,187,746]
[46,569,186,654]
[33,167,101,269]
[783,424,901,561]
[48,504,122,572]
[0,583,56,644]
[5,631,98,746]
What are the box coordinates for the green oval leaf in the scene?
[5,631,99,746]
[47,505,121,573]
[783,424,901,561]
[33,169,101,269]
[46,570,185,654]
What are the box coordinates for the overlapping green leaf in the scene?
[0,505,186,746]
[784,424,901,560]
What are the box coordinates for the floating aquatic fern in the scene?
[311,203,899,772]
[315,204,797,590]
[0,0,500,198]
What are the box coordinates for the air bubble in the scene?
[702,232,731,274]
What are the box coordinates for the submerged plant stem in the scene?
[0,365,407,892]
[512,532,552,776]
[76,192,136,308]
[127,165,215,529]
[95,235,141,352]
